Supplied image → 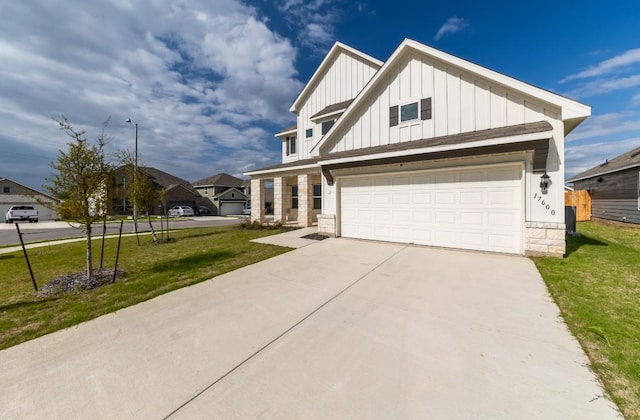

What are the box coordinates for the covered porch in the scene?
[248,163,322,227]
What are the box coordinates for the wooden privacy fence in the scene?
[565,190,591,221]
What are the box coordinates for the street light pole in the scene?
[125,118,138,235]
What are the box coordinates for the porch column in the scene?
[250,178,264,222]
[273,176,284,223]
[297,173,313,227]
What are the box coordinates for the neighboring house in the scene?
[567,146,640,224]
[246,39,591,257]
[0,177,60,220]
[113,166,202,215]
[193,173,249,215]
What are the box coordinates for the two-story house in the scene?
[245,39,590,257]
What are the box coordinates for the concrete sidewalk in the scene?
[0,239,620,419]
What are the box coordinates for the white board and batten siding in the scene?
[289,51,379,162]
[328,52,560,154]
[339,164,524,254]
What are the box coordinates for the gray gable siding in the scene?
[573,168,640,224]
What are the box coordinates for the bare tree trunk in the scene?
[86,223,93,279]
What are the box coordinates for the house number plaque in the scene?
[533,192,556,215]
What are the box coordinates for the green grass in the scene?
[533,220,640,419]
[0,225,291,350]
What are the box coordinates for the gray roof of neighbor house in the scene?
[137,166,200,196]
[193,173,246,188]
[568,146,640,182]
[310,99,353,120]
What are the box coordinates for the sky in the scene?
[1,1,639,192]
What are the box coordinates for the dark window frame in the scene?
[2,186,9,194]
[321,119,335,136]
[313,184,321,210]
[291,185,299,209]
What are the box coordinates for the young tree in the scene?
[45,116,112,279]
[115,151,159,244]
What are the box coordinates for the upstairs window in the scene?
[390,97,432,126]
[285,135,296,156]
[305,128,313,138]
[321,119,335,135]
[400,102,419,122]
[204,187,208,196]
[313,184,322,210]
[2,186,9,194]
[291,185,299,209]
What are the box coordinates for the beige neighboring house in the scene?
[0,177,60,220]
[245,38,591,257]
[193,173,249,215]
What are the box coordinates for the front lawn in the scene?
[0,225,291,350]
[533,220,640,418]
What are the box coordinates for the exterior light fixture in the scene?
[540,172,551,194]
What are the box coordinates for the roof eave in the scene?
[568,163,640,183]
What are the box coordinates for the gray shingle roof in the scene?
[192,173,246,187]
[568,145,640,182]
[310,99,353,120]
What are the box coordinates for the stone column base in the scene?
[317,214,336,237]
[524,222,566,258]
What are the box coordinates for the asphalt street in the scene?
[0,216,243,247]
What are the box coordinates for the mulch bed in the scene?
[37,268,125,297]
[301,233,330,241]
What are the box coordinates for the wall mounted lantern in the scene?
[540,172,551,194]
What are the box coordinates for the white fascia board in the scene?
[318,129,552,166]
[244,163,319,177]
[274,127,297,138]
[289,42,383,113]
[568,163,640,183]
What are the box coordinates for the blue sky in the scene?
[1,1,639,191]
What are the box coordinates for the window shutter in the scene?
[389,105,399,127]
[421,97,432,120]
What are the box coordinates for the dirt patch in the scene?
[301,233,329,241]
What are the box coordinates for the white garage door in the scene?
[340,165,523,254]
[220,202,244,215]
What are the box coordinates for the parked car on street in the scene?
[194,206,212,216]
[168,206,194,217]
[242,206,251,215]
[5,205,38,223]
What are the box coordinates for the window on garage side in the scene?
[400,102,418,122]
[291,185,298,209]
[389,97,432,126]
[313,184,321,210]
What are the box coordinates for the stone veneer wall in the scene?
[524,222,566,258]
[317,214,336,236]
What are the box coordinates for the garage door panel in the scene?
[460,191,483,204]
[340,165,522,254]
[460,232,484,248]
[460,211,483,225]
[435,191,456,205]
[435,211,456,224]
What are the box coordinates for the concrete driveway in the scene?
[0,239,620,419]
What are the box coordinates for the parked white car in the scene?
[5,205,38,223]
[168,206,194,217]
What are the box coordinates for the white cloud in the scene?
[277,0,339,51]
[0,0,303,189]
[565,74,640,98]
[435,17,469,41]
[567,112,640,142]
[561,48,640,83]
